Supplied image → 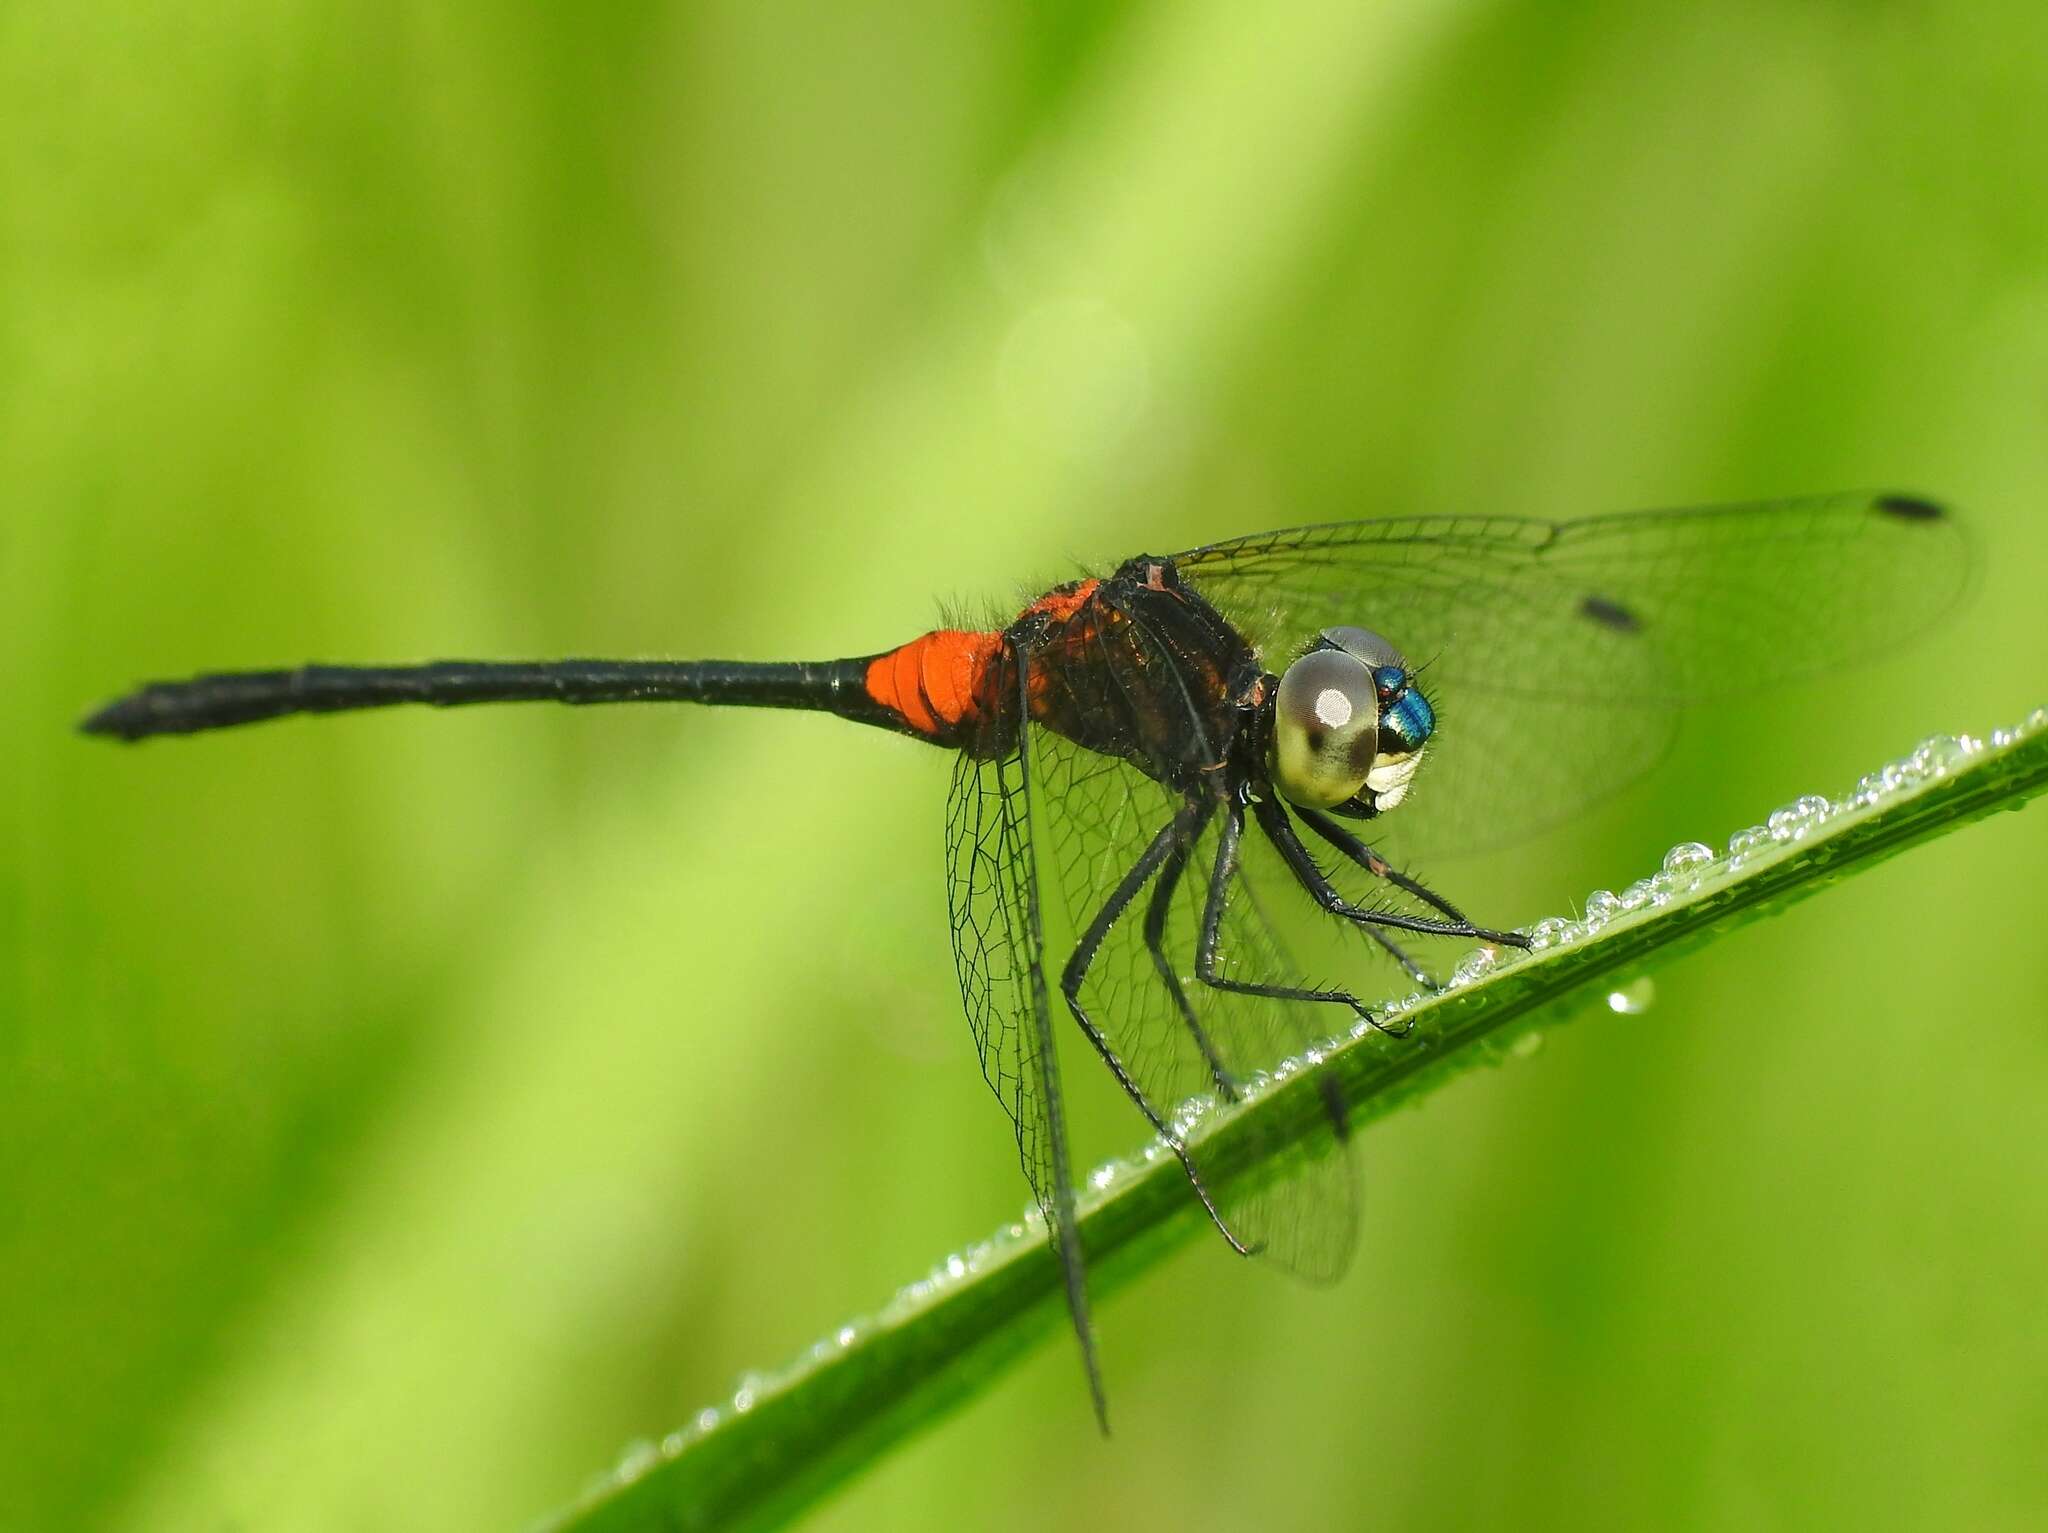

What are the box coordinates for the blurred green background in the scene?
[5,2,2047,1528]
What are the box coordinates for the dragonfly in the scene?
[82,490,1970,1429]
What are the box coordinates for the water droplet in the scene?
[944,1253,968,1280]
[1450,946,1499,985]
[695,1407,722,1435]
[1911,734,1966,777]
[1725,825,1769,866]
[2025,706,2048,733]
[661,1430,688,1458]
[836,1324,861,1348]
[1509,1030,1545,1059]
[1524,917,1573,951]
[1605,977,1656,1015]
[614,1439,658,1482]
[1767,806,1808,842]
[732,1372,765,1413]
[1991,727,2016,749]
[1583,888,1623,926]
[1662,841,1715,876]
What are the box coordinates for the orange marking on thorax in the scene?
[864,629,1003,739]
[1024,579,1098,623]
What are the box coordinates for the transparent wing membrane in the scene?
[944,682,1107,1428]
[1174,493,1971,854]
[1033,730,1365,1281]
[942,492,1971,1411]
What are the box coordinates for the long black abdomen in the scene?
[80,658,888,742]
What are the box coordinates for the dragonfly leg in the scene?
[1290,834,1439,989]
[1293,804,1532,955]
[1295,803,1469,922]
[1140,796,1239,1100]
[1253,796,1526,947]
[1358,925,1436,990]
[1193,799,1381,1120]
[1194,798,1382,1027]
[1059,805,1261,1259]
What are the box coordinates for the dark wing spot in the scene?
[1578,593,1641,633]
[1873,493,1946,522]
[1318,1077,1353,1145]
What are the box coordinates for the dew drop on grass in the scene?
[1912,734,1967,776]
[1725,825,1769,867]
[1450,946,1499,986]
[1767,805,1810,842]
[1662,840,1715,876]
[612,1438,658,1482]
[1618,877,1659,911]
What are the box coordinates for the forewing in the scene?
[1173,492,1971,853]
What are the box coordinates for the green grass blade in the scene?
[544,711,2048,1533]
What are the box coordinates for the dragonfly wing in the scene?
[1191,795,1365,1283]
[1031,727,1364,1281]
[1020,560,1372,1283]
[1173,492,1971,856]
[944,689,1107,1429]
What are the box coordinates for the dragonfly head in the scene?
[1269,626,1432,813]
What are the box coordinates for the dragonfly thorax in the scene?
[1268,626,1431,815]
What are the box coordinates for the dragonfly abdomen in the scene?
[859,629,1009,748]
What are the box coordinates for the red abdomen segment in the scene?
[862,629,1005,745]
[861,580,1102,748]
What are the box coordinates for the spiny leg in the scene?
[1139,795,1239,1101]
[1058,803,1260,1259]
[1194,796,1378,1122]
[1194,797,1379,1023]
[1253,795,1526,946]
[1292,805,1528,982]
[1362,925,1435,990]
[1295,803,1533,951]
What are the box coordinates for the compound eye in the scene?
[1270,648,1380,808]
[1320,625,1407,672]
